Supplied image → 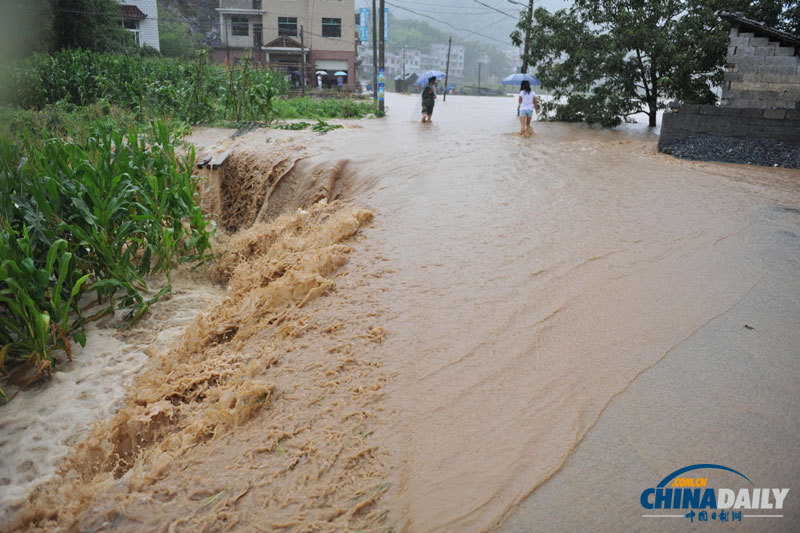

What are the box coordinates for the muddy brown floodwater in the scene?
[315,94,800,531]
[4,93,798,532]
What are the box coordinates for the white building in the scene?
[119,1,160,51]
[430,43,464,78]
[357,42,465,81]
[358,46,421,78]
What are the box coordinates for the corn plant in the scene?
[0,120,214,400]
[1,50,287,126]
[0,227,90,400]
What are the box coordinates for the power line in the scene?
[471,0,518,19]
[383,1,511,45]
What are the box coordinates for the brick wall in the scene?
[721,27,799,109]
[658,104,800,151]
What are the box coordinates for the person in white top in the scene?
[518,80,539,135]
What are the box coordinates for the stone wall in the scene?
[721,27,800,109]
[658,104,800,151]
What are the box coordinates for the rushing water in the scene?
[3,93,798,531]
[317,93,800,531]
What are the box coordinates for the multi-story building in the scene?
[430,43,464,78]
[216,1,356,88]
[119,1,160,50]
[358,43,470,82]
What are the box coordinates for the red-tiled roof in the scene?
[120,5,147,20]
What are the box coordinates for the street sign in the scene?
[384,8,389,42]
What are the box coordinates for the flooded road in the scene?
[315,93,800,531]
[5,93,798,531]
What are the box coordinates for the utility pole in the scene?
[402,45,406,92]
[224,15,230,63]
[478,61,481,95]
[379,0,385,112]
[521,0,534,74]
[443,37,451,102]
[354,15,359,92]
[300,25,306,96]
[372,0,378,102]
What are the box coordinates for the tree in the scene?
[158,5,203,58]
[512,1,798,128]
[51,0,133,53]
[386,16,511,83]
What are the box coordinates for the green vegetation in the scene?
[512,0,800,128]
[1,49,286,125]
[0,49,378,400]
[0,1,135,64]
[274,122,313,131]
[273,97,377,120]
[0,121,213,401]
[158,4,204,59]
[1,50,376,127]
[274,120,344,134]
[370,15,512,84]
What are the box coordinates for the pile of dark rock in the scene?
[661,135,800,169]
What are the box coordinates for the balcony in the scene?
[216,0,264,15]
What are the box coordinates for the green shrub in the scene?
[0,50,287,125]
[0,120,214,400]
[273,97,376,120]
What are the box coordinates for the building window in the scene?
[121,19,140,45]
[231,16,249,37]
[278,17,297,37]
[322,18,342,38]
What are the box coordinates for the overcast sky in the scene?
[356,0,571,49]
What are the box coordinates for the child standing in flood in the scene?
[421,77,437,123]
[518,80,539,135]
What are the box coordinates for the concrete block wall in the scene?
[721,27,799,109]
[658,104,800,151]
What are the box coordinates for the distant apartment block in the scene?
[119,1,160,50]
[357,43,465,80]
[216,1,356,88]
[430,43,464,78]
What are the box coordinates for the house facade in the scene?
[216,0,356,88]
[119,1,160,50]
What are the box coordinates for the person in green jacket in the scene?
[421,76,437,123]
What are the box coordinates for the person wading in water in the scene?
[421,76,437,123]
[518,80,539,135]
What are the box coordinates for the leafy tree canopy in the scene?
[1,0,134,63]
[383,15,511,82]
[511,1,799,128]
[51,0,133,53]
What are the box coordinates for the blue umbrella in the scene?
[502,73,541,86]
[414,70,447,85]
